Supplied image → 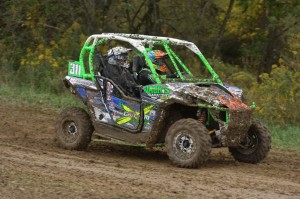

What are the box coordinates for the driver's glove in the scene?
[133,72,138,80]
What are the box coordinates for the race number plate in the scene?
[68,61,82,77]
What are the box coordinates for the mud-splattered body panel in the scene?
[64,76,160,133]
[141,82,252,146]
[65,76,252,147]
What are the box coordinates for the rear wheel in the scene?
[55,107,94,150]
[165,118,212,168]
[229,119,271,163]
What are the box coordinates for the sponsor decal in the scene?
[143,105,155,125]
[123,111,138,118]
[149,110,156,117]
[116,104,139,125]
[144,115,150,120]
[107,82,114,89]
[144,85,170,95]
[116,104,156,125]
[144,105,155,114]
[109,102,115,108]
[76,87,86,98]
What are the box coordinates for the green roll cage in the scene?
[68,33,223,85]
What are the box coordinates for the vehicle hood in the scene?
[143,82,249,110]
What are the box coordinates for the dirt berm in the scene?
[0,103,299,199]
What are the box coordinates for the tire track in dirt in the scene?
[2,143,300,199]
[1,103,300,198]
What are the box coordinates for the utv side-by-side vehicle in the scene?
[55,33,271,168]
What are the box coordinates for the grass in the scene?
[269,125,300,150]
[0,84,299,150]
[0,84,83,111]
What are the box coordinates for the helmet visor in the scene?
[115,54,128,61]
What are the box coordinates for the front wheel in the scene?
[55,107,94,150]
[229,119,271,163]
[165,118,212,168]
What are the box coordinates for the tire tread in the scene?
[229,119,271,163]
[55,107,94,150]
[165,118,211,168]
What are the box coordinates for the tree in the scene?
[236,0,300,77]
[212,0,235,58]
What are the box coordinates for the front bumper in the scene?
[197,100,253,147]
[217,109,252,147]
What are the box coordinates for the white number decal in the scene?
[70,63,81,76]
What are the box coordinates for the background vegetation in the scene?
[0,0,299,148]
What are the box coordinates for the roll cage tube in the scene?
[103,33,223,85]
[162,43,184,80]
[143,52,162,84]
[73,34,223,85]
[77,38,106,81]
[197,52,223,85]
[77,37,163,84]
[159,41,222,84]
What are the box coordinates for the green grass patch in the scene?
[269,124,300,149]
[0,84,83,111]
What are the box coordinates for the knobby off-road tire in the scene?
[55,107,94,150]
[165,118,212,168]
[229,119,271,163]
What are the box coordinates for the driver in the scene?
[107,46,131,68]
[103,46,138,96]
[132,50,168,85]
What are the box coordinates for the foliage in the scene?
[214,60,300,125]
[0,0,299,126]
[12,22,86,93]
[250,65,300,125]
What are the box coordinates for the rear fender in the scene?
[64,76,98,91]
[63,76,99,103]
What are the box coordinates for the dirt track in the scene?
[0,103,300,199]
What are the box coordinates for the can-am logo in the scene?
[123,112,150,120]
[144,86,170,95]
[123,111,137,118]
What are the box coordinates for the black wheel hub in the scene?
[237,131,259,154]
[68,123,77,135]
[182,140,191,148]
[62,121,79,143]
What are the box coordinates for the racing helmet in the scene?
[147,50,168,73]
[107,46,132,68]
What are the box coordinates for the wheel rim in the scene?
[237,131,259,155]
[173,131,196,160]
[62,121,79,143]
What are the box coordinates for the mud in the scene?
[0,103,300,199]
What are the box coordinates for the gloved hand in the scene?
[133,72,138,80]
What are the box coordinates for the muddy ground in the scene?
[0,103,299,199]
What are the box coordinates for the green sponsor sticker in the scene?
[144,85,170,95]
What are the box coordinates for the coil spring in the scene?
[198,111,206,123]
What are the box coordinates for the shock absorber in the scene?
[197,109,206,123]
